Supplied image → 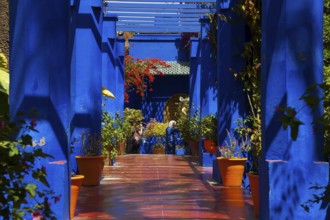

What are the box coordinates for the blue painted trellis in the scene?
[104,0,216,33]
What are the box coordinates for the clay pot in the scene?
[217,157,247,187]
[75,155,105,186]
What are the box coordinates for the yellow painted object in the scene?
[102,86,115,99]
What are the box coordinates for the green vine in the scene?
[206,13,218,60]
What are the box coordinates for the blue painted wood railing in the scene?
[104,0,216,33]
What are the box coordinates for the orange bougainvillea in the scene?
[124,55,170,103]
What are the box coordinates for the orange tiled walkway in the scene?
[74,155,258,220]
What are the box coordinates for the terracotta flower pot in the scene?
[152,147,165,154]
[70,175,84,218]
[203,139,217,155]
[71,175,85,188]
[75,155,105,186]
[217,157,247,187]
[247,173,259,216]
[188,140,200,156]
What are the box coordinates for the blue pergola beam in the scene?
[108,2,214,9]
[118,21,200,26]
[118,17,197,21]
[105,0,216,3]
[105,12,205,18]
[107,8,214,13]
[118,26,199,32]
[104,0,216,33]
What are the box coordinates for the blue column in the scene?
[260,1,328,219]
[102,14,118,115]
[189,38,201,115]
[214,0,246,181]
[115,38,125,115]
[70,0,103,169]
[217,0,246,144]
[10,0,70,218]
[199,16,218,117]
[199,16,218,167]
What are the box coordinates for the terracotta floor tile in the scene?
[73,155,257,220]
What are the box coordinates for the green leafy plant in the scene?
[201,114,218,145]
[80,131,102,156]
[206,13,218,60]
[101,112,130,164]
[123,107,144,134]
[0,112,59,219]
[144,122,167,149]
[144,122,167,138]
[176,104,201,143]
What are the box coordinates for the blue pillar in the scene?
[189,38,201,115]
[261,1,328,219]
[10,0,70,218]
[70,0,103,170]
[199,16,218,118]
[102,14,118,115]
[217,0,246,144]
[199,17,218,167]
[214,0,246,181]
[115,38,125,115]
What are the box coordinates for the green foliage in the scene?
[101,112,129,160]
[144,122,167,138]
[234,116,261,173]
[229,0,262,117]
[0,52,8,72]
[206,13,218,60]
[123,107,144,133]
[0,112,58,219]
[80,131,102,156]
[201,114,217,145]
[176,109,201,142]
[324,0,330,157]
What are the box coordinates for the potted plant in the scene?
[175,144,186,156]
[101,112,130,165]
[75,131,104,186]
[201,114,218,155]
[123,108,144,153]
[217,129,249,187]
[231,115,261,215]
[144,122,167,154]
[176,109,201,156]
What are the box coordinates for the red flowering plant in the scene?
[123,32,170,103]
[124,55,170,103]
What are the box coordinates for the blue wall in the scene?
[129,34,190,62]
[10,0,70,218]
[260,0,328,219]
